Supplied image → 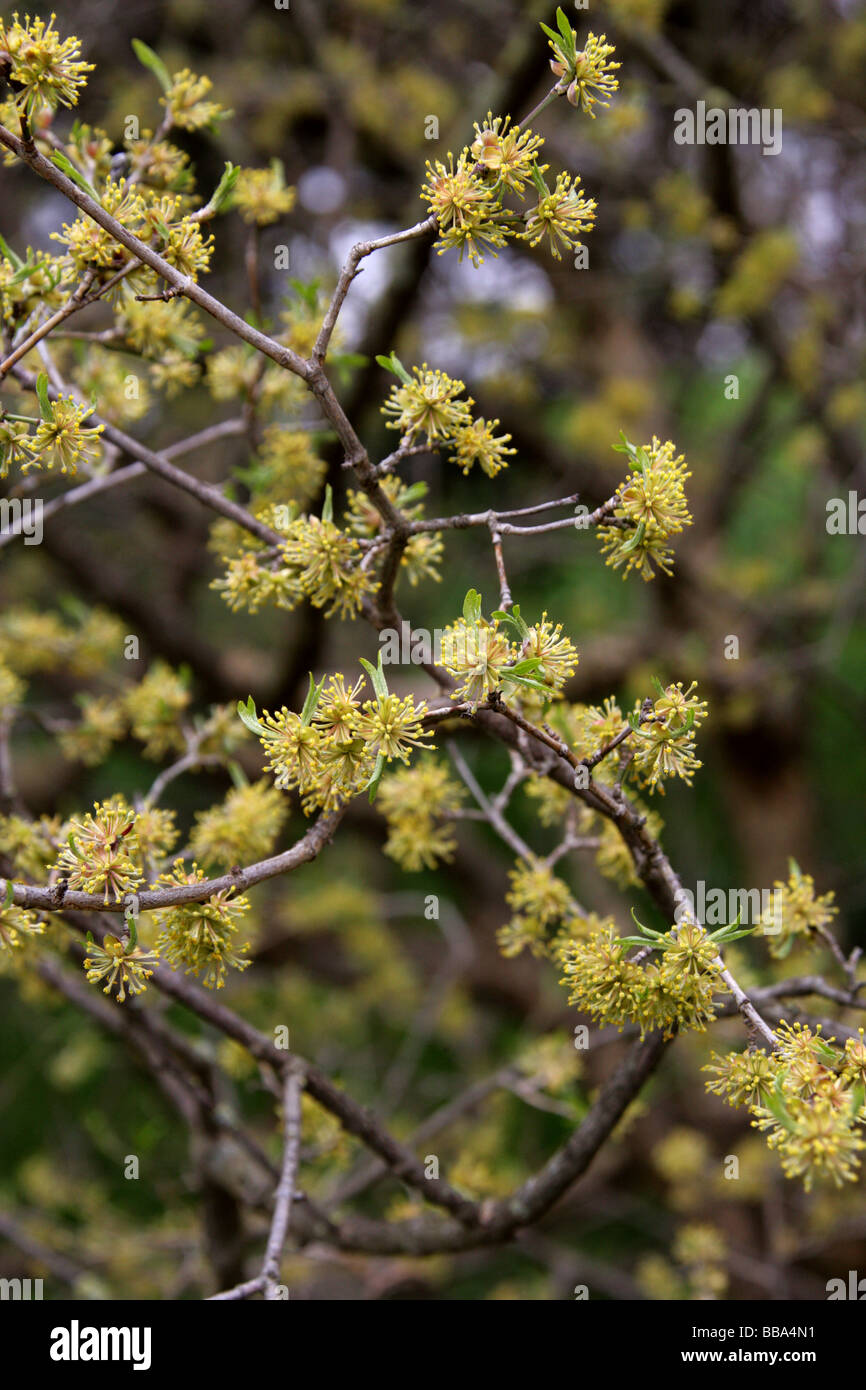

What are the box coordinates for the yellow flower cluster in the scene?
[421,92,602,267]
[242,660,433,815]
[706,1023,866,1191]
[498,859,581,958]
[760,859,838,959]
[0,12,94,115]
[560,919,728,1038]
[598,436,693,581]
[154,862,251,990]
[377,757,465,871]
[232,162,296,225]
[630,681,708,794]
[213,495,379,619]
[381,359,514,477]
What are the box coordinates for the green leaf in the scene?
[300,672,326,726]
[131,38,172,94]
[529,161,551,198]
[764,1076,796,1132]
[49,151,99,201]
[289,277,321,310]
[65,832,86,860]
[664,708,695,738]
[0,234,23,270]
[707,912,743,942]
[629,907,665,939]
[207,162,239,214]
[227,760,248,790]
[8,259,47,288]
[2,880,13,908]
[366,751,386,803]
[375,351,413,386]
[237,697,267,737]
[35,373,53,422]
[321,484,334,524]
[812,1036,842,1065]
[462,588,483,624]
[492,603,530,641]
[617,519,646,556]
[359,654,389,702]
[555,6,575,47]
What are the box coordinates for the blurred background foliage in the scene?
[1,0,865,1299]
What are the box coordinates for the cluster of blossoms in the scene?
[56,800,142,903]
[0,895,43,954]
[56,678,243,772]
[598,436,693,581]
[421,96,599,267]
[241,657,433,816]
[0,606,121,677]
[344,479,443,589]
[524,683,707,803]
[52,179,214,292]
[439,591,579,709]
[380,357,515,478]
[705,1023,866,1191]
[189,781,288,871]
[0,12,94,116]
[559,916,749,1039]
[0,812,59,879]
[0,240,67,325]
[153,863,251,990]
[122,660,191,759]
[542,13,620,117]
[160,67,229,132]
[83,929,158,1003]
[378,757,465,871]
[498,859,583,958]
[760,858,838,959]
[231,161,295,225]
[629,680,708,794]
[213,489,379,619]
[1,387,104,478]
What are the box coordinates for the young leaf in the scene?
[629,907,665,939]
[131,38,172,94]
[227,760,249,790]
[462,589,483,624]
[359,654,389,702]
[617,519,646,556]
[206,162,239,215]
[0,234,23,270]
[375,352,413,386]
[237,697,267,737]
[300,672,326,726]
[49,151,99,201]
[555,6,575,47]
[35,373,53,422]
[366,751,386,803]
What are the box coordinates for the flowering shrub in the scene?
[0,6,861,1304]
